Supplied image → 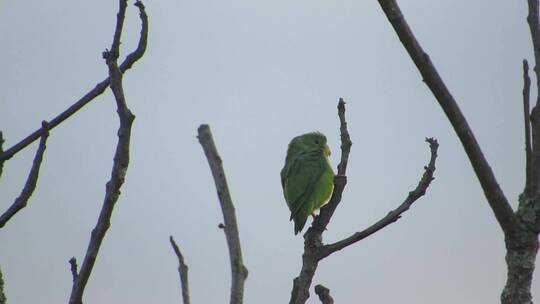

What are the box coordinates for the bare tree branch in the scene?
[375,0,517,234]
[197,124,248,304]
[314,285,334,304]
[0,132,4,179]
[289,99,352,304]
[526,0,540,197]
[69,257,79,282]
[0,266,6,304]
[289,100,437,304]
[170,236,190,304]
[0,1,148,164]
[68,1,142,303]
[526,0,540,110]
[318,138,438,259]
[523,60,532,194]
[0,121,49,229]
[377,1,540,303]
[312,98,352,234]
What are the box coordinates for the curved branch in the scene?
[317,138,438,260]
[0,121,49,228]
[0,1,148,163]
[197,124,248,304]
[376,0,517,234]
[170,236,191,304]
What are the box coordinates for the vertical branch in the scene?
[197,124,248,304]
[526,0,540,109]
[289,99,352,304]
[170,236,191,304]
[0,131,4,178]
[523,60,532,194]
[68,1,146,303]
[0,266,6,304]
[0,121,49,229]
[312,98,352,233]
[527,0,540,196]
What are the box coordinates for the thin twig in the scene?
[0,131,4,178]
[68,1,140,303]
[0,121,49,228]
[289,99,352,304]
[197,124,248,304]
[69,257,78,282]
[375,0,517,234]
[0,1,148,163]
[170,236,191,304]
[526,0,540,109]
[318,138,438,259]
[314,285,334,304]
[526,0,540,197]
[523,60,532,194]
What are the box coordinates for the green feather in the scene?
[281,132,334,235]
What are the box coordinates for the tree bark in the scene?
[0,266,6,304]
[501,228,539,304]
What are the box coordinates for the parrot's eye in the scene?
[314,140,320,144]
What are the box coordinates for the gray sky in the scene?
[1,0,538,303]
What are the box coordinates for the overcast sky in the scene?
[1,0,538,303]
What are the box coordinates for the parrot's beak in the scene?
[324,144,331,156]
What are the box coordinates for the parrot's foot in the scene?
[310,214,328,231]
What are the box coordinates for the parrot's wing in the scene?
[282,151,325,220]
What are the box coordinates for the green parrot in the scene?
[280,132,335,235]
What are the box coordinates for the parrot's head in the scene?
[291,132,331,157]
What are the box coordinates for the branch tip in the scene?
[314,284,334,304]
[69,258,78,282]
[0,126,49,229]
[170,236,191,304]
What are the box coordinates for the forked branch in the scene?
[68,1,145,303]
[290,100,437,304]
[318,138,438,259]
[0,1,147,163]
